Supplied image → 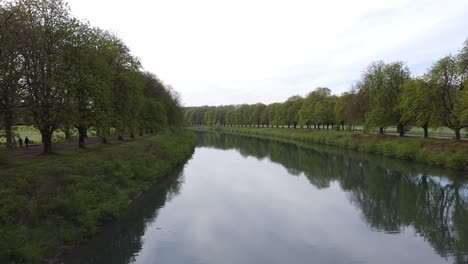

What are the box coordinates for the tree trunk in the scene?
[379,127,384,134]
[130,132,135,139]
[397,123,405,137]
[341,122,344,131]
[4,111,13,148]
[139,130,143,137]
[78,126,86,148]
[455,128,461,140]
[42,132,53,154]
[422,124,428,138]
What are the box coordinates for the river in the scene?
[60,131,468,264]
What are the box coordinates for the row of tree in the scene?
[184,39,468,139]
[0,0,183,153]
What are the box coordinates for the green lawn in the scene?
[0,126,65,145]
[0,126,101,148]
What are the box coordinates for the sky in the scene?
[66,0,468,107]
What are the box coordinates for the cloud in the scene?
[67,0,468,106]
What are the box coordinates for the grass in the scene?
[364,126,468,138]
[0,126,101,148]
[0,126,65,145]
[192,126,468,171]
[0,129,196,263]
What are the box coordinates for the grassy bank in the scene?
[192,127,468,170]
[0,130,196,263]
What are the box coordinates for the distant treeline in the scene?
[184,39,468,140]
[0,0,183,153]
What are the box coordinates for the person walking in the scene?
[18,137,23,148]
[24,136,30,149]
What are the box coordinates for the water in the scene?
[60,131,468,264]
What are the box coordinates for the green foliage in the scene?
[0,0,184,153]
[0,130,196,263]
[427,53,468,139]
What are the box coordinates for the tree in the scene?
[299,88,332,129]
[0,1,26,147]
[20,0,78,153]
[251,103,266,127]
[363,61,411,136]
[269,103,283,128]
[427,55,467,140]
[335,93,352,130]
[284,95,303,128]
[399,78,436,138]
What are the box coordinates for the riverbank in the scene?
[0,130,196,263]
[191,127,468,170]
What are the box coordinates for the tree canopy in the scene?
[0,0,184,153]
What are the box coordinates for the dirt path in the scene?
[15,137,102,157]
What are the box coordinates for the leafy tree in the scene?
[399,78,437,138]
[269,103,283,128]
[0,1,25,147]
[299,88,332,129]
[284,95,303,128]
[335,93,352,130]
[251,103,266,127]
[261,105,271,127]
[363,61,411,136]
[427,55,467,140]
[19,0,78,153]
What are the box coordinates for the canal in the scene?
[60,131,468,264]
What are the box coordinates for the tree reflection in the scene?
[59,167,186,264]
[197,131,468,263]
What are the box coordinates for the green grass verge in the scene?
[192,127,468,171]
[0,130,196,263]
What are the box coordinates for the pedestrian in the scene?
[24,136,30,149]
[18,137,23,148]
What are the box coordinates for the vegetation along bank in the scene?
[0,130,196,263]
[192,127,468,171]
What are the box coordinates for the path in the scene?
[15,137,102,157]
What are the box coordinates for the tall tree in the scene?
[0,1,26,147]
[20,0,77,153]
[399,78,436,138]
[428,55,467,140]
[363,61,411,136]
[284,95,303,128]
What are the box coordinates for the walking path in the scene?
[15,137,102,157]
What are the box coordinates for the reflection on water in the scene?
[59,167,186,264]
[61,131,468,264]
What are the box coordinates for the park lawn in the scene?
[0,126,66,145]
[0,129,196,264]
